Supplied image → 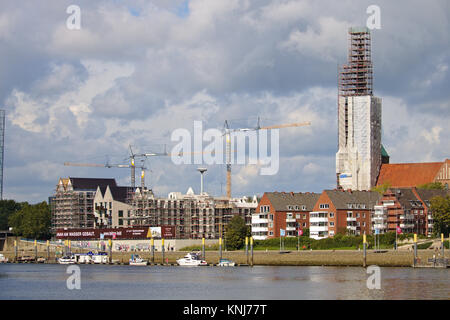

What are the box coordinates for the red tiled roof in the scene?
[376,162,443,188]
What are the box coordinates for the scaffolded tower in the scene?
[339,27,373,97]
[0,110,4,200]
[336,27,382,191]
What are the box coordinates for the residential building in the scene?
[127,187,257,239]
[51,177,118,233]
[377,187,450,236]
[252,192,320,240]
[93,185,133,228]
[310,190,381,239]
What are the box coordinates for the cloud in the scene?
[0,0,449,203]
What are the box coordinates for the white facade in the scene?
[336,95,382,191]
[94,186,131,228]
[373,205,388,234]
[251,213,269,240]
[309,212,329,240]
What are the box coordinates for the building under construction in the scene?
[336,27,383,191]
[50,177,119,233]
[127,187,257,239]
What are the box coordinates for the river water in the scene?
[0,264,448,300]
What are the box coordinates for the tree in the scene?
[430,195,450,237]
[8,202,51,240]
[0,200,24,230]
[417,182,444,190]
[225,215,251,250]
[372,182,391,195]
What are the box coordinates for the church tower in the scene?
[336,27,382,191]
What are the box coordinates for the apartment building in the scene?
[252,192,320,240]
[127,187,257,239]
[51,177,118,233]
[93,185,133,228]
[376,187,450,236]
[309,190,380,239]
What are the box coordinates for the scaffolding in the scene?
[126,189,255,239]
[339,27,373,97]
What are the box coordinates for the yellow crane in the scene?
[223,117,311,198]
[63,161,149,189]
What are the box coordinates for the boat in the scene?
[91,251,109,264]
[0,254,8,263]
[176,252,208,266]
[58,255,76,264]
[129,254,148,266]
[218,258,235,267]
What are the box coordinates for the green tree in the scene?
[372,182,391,195]
[0,199,24,230]
[225,215,251,250]
[8,201,51,240]
[430,195,450,237]
[417,182,444,190]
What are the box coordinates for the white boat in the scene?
[58,255,76,264]
[218,258,235,267]
[74,253,92,264]
[91,251,109,264]
[0,253,8,263]
[176,252,208,266]
[129,254,148,266]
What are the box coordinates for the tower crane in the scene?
[223,117,311,198]
[63,161,148,189]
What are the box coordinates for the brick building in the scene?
[375,187,450,236]
[309,190,380,239]
[376,159,450,188]
[252,192,320,240]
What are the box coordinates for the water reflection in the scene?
[0,264,448,300]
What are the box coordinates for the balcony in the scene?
[346,225,357,231]
[374,224,387,229]
[311,225,328,232]
[310,217,328,223]
[400,223,414,229]
[346,217,356,222]
[427,215,433,220]
[286,218,296,223]
[286,226,296,231]
[252,226,269,233]
[400,215,414,220]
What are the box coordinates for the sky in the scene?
[1,0,449,203]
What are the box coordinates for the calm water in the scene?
[0,264,448,300]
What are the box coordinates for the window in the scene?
[363,213,366,218]
[363,222,366,227]
[329,222,335,226]
[109,202,112,209]
[269,214,274,220]
[319,204,330,209]
[118,210,123,217]
[303,223,306,227]
[303,214,307,219]
[269,231,273,236]
[302,205,306,211]
[356,213,360,218]
[295,206,299,210]
[329,213,334,218]
[118,219,123,226]
[296,214,300,219]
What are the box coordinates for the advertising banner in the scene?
[56,226,176,240]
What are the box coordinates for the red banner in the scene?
[56,226,176,240]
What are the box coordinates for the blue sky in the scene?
[0,0,448,203]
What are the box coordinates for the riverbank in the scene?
[1,249,447,267]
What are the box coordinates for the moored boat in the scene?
[129,254,148,266]
[58,255,76,264]
[0,254,8,263]
[176,252,207,266]
[218,258,235,267]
